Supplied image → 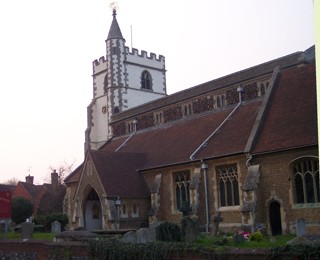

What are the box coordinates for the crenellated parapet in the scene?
[92,56,107,75]
[125,47,165,69]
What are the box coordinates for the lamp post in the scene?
[115,196,121,230]
[201,161,209,233]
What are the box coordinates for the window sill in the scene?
[293,203,320,209]
[218,205,240,211]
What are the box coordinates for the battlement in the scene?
[125,47,165,62]
[93,56,107,74]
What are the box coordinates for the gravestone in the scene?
[123,231,137,244]
[211,212,223,236]
[51,220,61,234]
[182,217,199,243]
[233,233,244,244]
[149,222,160,242]
[296,218,307,237]
[21,222,34,241]
[136,227,150,243]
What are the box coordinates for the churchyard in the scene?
[1,217,320,259]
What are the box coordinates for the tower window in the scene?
[141,71,152,90]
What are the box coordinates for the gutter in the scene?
[189,87,243,160]
[115,120,137,152]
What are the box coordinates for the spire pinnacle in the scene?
[107,2,124,40]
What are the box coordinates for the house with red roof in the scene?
[64,9,318,235]
[12,171,66,216]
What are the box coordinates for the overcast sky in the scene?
[0,0,315,184]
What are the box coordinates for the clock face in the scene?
[102,106,107,114]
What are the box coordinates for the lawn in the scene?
[1,232,55,241]
[195,233,295,249]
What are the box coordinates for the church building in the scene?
[64,9,319,235]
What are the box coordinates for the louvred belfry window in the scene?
[141,70,152,90]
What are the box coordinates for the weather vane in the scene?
[109,1,119,11]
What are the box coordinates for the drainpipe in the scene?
[201,160,209,233]
[190,86,243,160]
[115,119,137,151]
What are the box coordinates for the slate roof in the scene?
[107,10,124,40]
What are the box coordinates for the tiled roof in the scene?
[89,150,150,197]
[252,63,317,154]
[64,164,83,184]
[0,184,15,192]
[101,63,317,169]
[19,182,42,201]
[101,100,262,168]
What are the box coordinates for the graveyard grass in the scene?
[5,231,54,241]
[195,233,295,248]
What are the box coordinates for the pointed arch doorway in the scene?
[83,188,102,231]
[269,201,282,236]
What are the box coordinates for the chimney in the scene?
[51,169,59,190]
[25,175,34,184]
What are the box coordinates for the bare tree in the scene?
[48,160,75,184]
[1,177,20,185]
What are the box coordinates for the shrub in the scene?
[33,213,68,232]
[88,239,187,260]
[11,197,33,224]
[156,221,182,242]
[248,231,263,242]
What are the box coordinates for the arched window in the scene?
[217,164,239,207]
[292,158,319,205]
[174,170,190,211]
[141,70,152,90]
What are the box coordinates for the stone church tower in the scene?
[85,9,167,151]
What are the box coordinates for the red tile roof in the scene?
[64,164,83,184]
[252,63,317,154]
[101,100,261,169]
[89,150,150,197]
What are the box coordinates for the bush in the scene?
[88,239,187,260]
[156,221,182,242]
[11,197,33,224]
[33,213,68,232]
[248,231,263,242]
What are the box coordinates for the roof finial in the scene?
[109,1,119,16]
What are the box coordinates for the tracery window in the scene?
[182,103,193,117]
[292,158,319,205]
[174,170,190,211]
[217,164,239,207]
[154,110,164,124]
[141,70,152,90]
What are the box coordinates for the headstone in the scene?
[296,218,307,237]
[182,217,199,243]
[233,233,244,244]
[51,220,61,234]
[149,222,161,242]
[21,222,34,241]
[123,231,137,243]
[211,212,223,236]
[136,228,150,243]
